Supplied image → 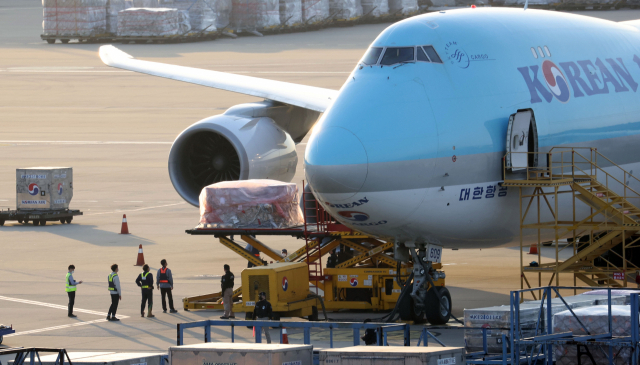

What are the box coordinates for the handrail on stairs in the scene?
[504,147,640,208]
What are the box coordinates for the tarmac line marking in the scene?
[5,318,132,337]
[84,202,186,216]
[0,140,172,145]
[0,296,110,316]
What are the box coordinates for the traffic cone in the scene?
[135,244,145,266]
[120,214,130,234]
[528,243,538,255]
[282,328,289,344]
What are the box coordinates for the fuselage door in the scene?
[505,110,538,172]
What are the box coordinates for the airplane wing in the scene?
[99,45,338,113]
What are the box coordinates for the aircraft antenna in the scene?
[524,0,528,10]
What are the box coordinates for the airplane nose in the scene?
[305,126,368,199]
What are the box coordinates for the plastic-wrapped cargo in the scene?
[16,168,73,211]
[199,180,304,229]
[117,8,190,36]
[431,0,455,6]
[213,0,232,28]
[361,0,388,16]
[132,0,158,6]
[388,0,417,14]
[465,295,613,353]
[42,0,107,37]
[329,0,362,19]
[106,0,126,34]
[173,0,219,32]
[231,0,280,30]
[554,305,634,365]
[579,290,640,305]
[280,0,302,25]
[302,0,329,22]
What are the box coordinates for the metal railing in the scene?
[177,319,411,347]
[504,147,640,204]
[508,286,640,365]
[0,348,72,365]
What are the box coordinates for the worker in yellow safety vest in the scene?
[66,264,83,318]
[107,264,121,321]
[136,264,155,318]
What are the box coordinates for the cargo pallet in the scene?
[0,208,82,226]
[40,32,218,44]
[184,183,446,323]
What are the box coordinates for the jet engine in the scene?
[169,101,319,206]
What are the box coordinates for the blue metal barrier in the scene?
[177,320,411,347]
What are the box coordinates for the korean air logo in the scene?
[338,211,369,222]
[57,183,63,195]
[542,60,570,103]
[28,183,40,196]
[350,278,358,287]
[282,277,288,291]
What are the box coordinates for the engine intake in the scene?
[169,104,300,206]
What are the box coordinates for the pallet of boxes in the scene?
[41,0,227,43]
[0,168,82,226]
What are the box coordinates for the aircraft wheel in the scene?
[426,286,452,325]
[398,283,426,323]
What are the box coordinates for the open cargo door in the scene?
[505,110,538,172]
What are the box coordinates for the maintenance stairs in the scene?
[503,147,640,294]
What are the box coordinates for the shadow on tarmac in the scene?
[0,223,155,246]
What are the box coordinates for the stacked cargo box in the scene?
[329,0,362,19]
[388,0,417,14]
[301,0,329,22]
[172,0,219,32]
[554,305,633,365]
[231,0,280,30]
[117,8,191,36]
[361,0,388,16]
[106,0,126,33]
[464,294,625,353]
[279,0,302,25]
[42,0,107,37]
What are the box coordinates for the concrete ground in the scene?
[1,0,638,356]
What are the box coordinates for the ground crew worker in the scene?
[157,259,177,313]
[252,291,273,343]
[136,264,154,318]
[220,264,235,319]
[107,264,121,321]
[326,249,338,268]
[66,264,83,318]
[281,249,288,258]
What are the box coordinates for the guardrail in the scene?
[0,348,72,365]
[176,320,411,347]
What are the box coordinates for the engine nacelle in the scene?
[169,101,313,206]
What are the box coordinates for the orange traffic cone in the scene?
[528,243,538,255]
[120,214,130,234]
[282,328,289,344]
[252,326,255,337]
[135,244,145,266]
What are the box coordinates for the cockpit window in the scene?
[380,47,415,66]
[362,47,383,65]
[417,47,429,62]
[423,46,443,63]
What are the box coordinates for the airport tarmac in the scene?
[2,0,639,355]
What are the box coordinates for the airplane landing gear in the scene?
[407,245,451,325]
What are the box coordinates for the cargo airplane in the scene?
[100,8,640,324]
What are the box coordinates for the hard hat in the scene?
[259,291,266,297]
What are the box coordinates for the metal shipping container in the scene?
[318,346,464,365]
[170,343,313,365]
[16,167,73,210]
